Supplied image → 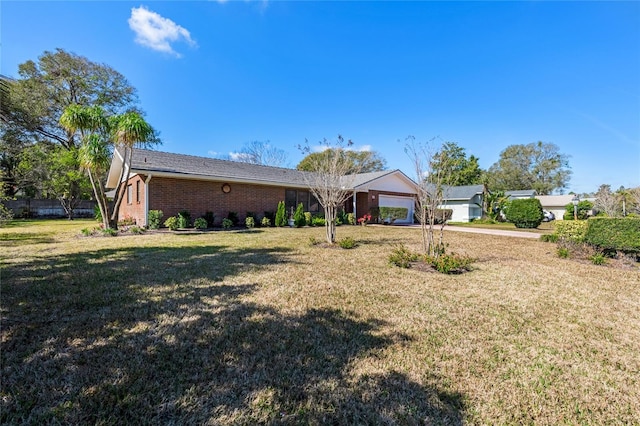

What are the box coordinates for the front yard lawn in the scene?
[1,220,638,424]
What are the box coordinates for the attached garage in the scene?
[378,194,415,224]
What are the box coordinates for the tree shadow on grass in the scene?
[2,243,465,424]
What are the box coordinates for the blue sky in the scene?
[2,1,639,194]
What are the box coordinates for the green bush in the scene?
[261,216,271,227]
[93,204,102,223]
[312,217,326,227]
[505,198,543,228]
[557,247,570,258]
[178,210,191,228]
[80,227,94,236]
[338,236,357,249]
[0,203,13,227]
[425,253,473,274]
[130,225,145,234]
[555,220,588,243]
[346,213,356,225]
[245,216,255,229]
[584,217,640,254]
[101,228,118,237]
[148,210,163,229]
[540,234,559,243]
[590,252,607,265]
[304,212,312,226]
[227,211,239,226]
[203,211,215,228]
[388,244,419,268]
[294,203,306,228]
[275,201,287,227]
[164,216,179,231]
[563,200,593,220]
[380,207,409,223]
[222,218,233,229]
[194,217,208,230]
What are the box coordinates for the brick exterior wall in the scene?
[117,175,417,227]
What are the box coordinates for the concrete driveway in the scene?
[403,224,542,239]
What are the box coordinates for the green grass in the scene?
[448,220,556,233]
[1,219,639,424]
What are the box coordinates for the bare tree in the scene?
[404,136,454,257]
[231,140,288,167]
[298,135,369,244]
[629,187,640,215]
[594,184,619,217]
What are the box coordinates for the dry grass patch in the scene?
[1,220,639,424]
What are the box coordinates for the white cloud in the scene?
[357,145,372,152]
[229,152,252,162]
[207,150,220,157]
[129,6,196,57]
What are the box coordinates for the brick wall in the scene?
[147,177,286,225]
[118,175,147,225]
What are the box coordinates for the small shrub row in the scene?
[388,244,473,274]
[584,217,640,254]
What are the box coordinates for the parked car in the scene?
[542,210,555,222]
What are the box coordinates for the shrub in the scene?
[563,200,593,220]
[555,220,588,243]
[380,207,409,223]
[227,211,239,226]
[194,217,208,230]
[584,217,640,254]
[102,228,117,237]
[304,212,312,227]
[148,210,163,229]
[294,203,306,228]
[505,198,543,228]
[346,213,356,225]
[245,216,255,229]
[312,217,326,227]
[203,211,215,228]
[388,244,419,268]
[164,216,179,231]
[178,210,191,228]
[308,236,320,246]
[261,216,271,227]
[275,201,287,227]
[540,234,559,243]
[425,253,473,274]
[80,227,94,236]
[590,252,607,265]
[93,204,102,223]
[130,225,145,234]
[557,247,570,258]
[222,218,233,229]
[338,236,357,249]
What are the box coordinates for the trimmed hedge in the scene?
[584,217,640,254]
[505,198,543,228]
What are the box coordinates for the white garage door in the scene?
[378,195,414,224]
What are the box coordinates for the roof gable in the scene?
[441,184,485,201]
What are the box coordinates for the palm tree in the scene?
[60,105,155,229]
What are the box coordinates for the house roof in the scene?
[441,184,485,201]
[107,148,417,193]
[506,189,537,198]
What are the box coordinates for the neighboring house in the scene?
[439,184,485,222]
[106,148,418,227]
[536,195,574,220]
[505,189,537,200]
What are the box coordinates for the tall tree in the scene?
[60,105,156,229]
[230,140,288,167]
[297,149,386,174]
[431,141,483,186]
[486,141,571,195]
[594,184,619,217]
[298,136,371,244]
[7,49,138,149]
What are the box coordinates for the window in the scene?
[136,180,141,203]
[127,184,133,205]
[285,189,320,213]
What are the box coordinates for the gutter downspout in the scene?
[353,190,357,220]
[144,174,152,227]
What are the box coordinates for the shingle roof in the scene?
[129,148,312,187]
[441,184,485,201]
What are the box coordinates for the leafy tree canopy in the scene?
[431,141,483,186]
[5,48,139,149]
[296,149,386,174]
[486,141,571,195]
